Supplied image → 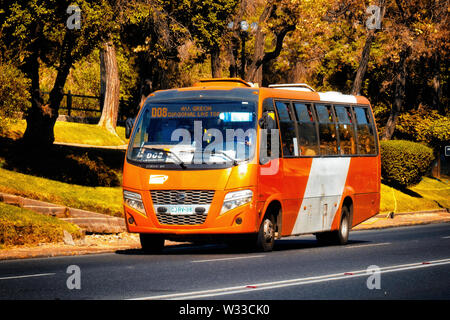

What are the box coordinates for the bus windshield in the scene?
[127,100,257,169]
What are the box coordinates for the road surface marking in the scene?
[0,273,55,281]
[346,242,390,249]
[441,236,450,239]
[192,255,265,263]
[130,257,450,300]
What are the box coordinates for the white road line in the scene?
[130,257,450,300]
[441,236,450,239]
[192,255,265,263]
[0,273,55,281]
[346,242,391,249]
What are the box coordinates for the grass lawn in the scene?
[3,119,127,146]
[0,167,123,217]
[380,176,449,213]
[0,202,82,248]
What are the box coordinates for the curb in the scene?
[0,192,125,234]
[354,209,450,230]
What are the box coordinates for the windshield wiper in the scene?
[206,150,239,166]
[147,147,187,169]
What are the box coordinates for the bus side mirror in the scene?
[125,118,135,139]
[259,112,275,130]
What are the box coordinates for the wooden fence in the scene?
[42,91,135,120]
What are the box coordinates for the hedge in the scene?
[380,140,434,188]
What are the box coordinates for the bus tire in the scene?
[335,206,350,245]
[140,234,165,253]
[316,206,350,245]
[256,213,275,252]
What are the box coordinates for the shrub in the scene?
[396,106,450,149]
[0,62,30,134]
[380,140,435,188]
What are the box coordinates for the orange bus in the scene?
[122,78,380,252]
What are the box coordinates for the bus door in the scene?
[258,99,284,233]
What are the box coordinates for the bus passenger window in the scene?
[294,103,319,156]
[334,105,356,155]
[275,101,297,157]
[316,104,338,155]
[354,107,376,155]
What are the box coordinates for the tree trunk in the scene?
[22,51,55,148]
[100,50,106,111]
[210,45,222,78]
[351,31,374,95]
[23,29,74,149]
[98,41,120,135]
[381,49,409,140]
[431,52,442,114]
[246,1,275,84]
[351,0,386,95]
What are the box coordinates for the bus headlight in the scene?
[220,190,253,215]
[123,190,146,215]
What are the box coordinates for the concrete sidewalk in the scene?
[353,209,450,230]
[0,190,449,260]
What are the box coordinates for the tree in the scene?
[245,0,296,84]
[97,0,129,135]
[351,0,386,95]
[158,0,239,78]
[0,1,114,148]
[98,41,120,134]
[379,0,449,139]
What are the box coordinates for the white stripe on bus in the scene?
[291,157,351,235]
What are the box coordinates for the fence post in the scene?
[67,90,72,117]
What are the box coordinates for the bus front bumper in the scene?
[124,203,260,236]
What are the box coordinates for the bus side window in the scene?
[334,105,356,155]
[316,104,338,155]
[275,101,298,157]
[354,106,376,155]
[294,102,319,156]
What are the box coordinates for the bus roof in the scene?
[146,79,370,105]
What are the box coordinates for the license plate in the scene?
[167,206,195,215]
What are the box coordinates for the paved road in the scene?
[1,223,449,300]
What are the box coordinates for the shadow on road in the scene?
[115,238,369,256]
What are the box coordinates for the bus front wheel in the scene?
[256,214,275,252]
[140,234,165,253]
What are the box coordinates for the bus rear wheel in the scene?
[140,234,165,253]
[316,206,350,246]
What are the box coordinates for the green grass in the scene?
[0,202,82,248]
[3,119,127,146]
[0,167,123,217]
[380,176,450,213]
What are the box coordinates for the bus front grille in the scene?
[150,190,215,225]
[150,190,215,205]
